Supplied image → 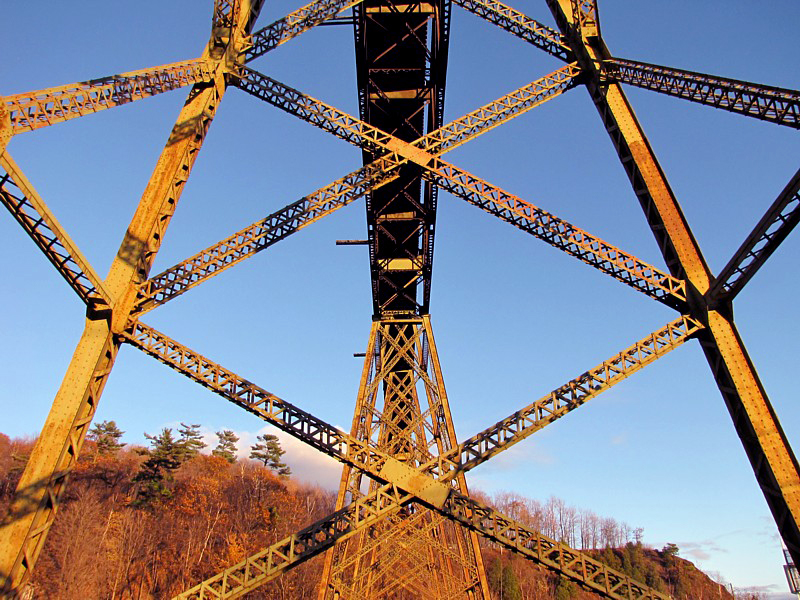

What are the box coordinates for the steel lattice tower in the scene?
[1,1,799,599]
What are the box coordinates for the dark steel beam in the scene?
[547,0,800,568]
[452,0,570,61]
[244,0,363,62]
[708,168,800,304]
[0,153,111,311]
[134,156,402,314]
[604,57,800,129]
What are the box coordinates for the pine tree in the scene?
[554,575,578,600]
[249,433,291,476]
[87,420,125,457]
[488,558,522,600]
[177,422,206,462]
[132,428,183,507]
[212,429,239,464]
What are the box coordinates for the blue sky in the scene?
[2,0,799,595]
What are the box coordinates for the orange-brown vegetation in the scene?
[0,432,737,599]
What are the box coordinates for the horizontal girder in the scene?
[2,58,213,134]
[603,57,800,129]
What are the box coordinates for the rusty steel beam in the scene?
[147,314,672,599]
[0,2,265,593]
[233,67,688,308]
[2,58,213,135]
[417,62,581,154]
[424,159,687,308]
[173,483,416,600]
[708,168,800,304]
[245,0,363,62]
[547,0,800,568]
[134,155,403,313]
[423,314,702,481]
[0,152,111,311]
[176,481,671,600]
[136,64,579,313]
[451,0,570,61]
[603,57,800,129]
[122,320,407,479]
[233,64,577,164]
[128,316,681,599]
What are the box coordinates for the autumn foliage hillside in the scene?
[1,431,739,599]
[0,432,335,599]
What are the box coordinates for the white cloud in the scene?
[676,538,729,564]
[198,425,343,490]
[610,433,627,446]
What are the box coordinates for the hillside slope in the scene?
[1,433,735,599]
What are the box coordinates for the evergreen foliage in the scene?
[87,420,125,456]
[212,429,239,464]
[0,425,739,599]
[132,428,182,507]
[488,558,523,600]
[249,433,291,476]
[554,575,578,600]
[177,422,206,462]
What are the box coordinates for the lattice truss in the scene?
[0,0,799,598]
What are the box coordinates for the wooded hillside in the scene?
[0,428,749,599]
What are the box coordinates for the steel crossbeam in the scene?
[421,314,702,480]
[423,159,688,308]
[0,152,111,310]
[139,317,688,598]
[416,62,581,154]
[174,483,416,600]
[233,66,688,308]
[4,0,799,595]
[178,482,671,600]
[244,0,363,62]
[121,313,689,598]
[546,0,800,568]
[0,2,266,593]
[234,64,577,165]
[708,168,800,304]
[451,0,570,61]
[603,57,800,129]
[134,63,582,312]
[2,58,213,135]
[134,156,403,313]
[122,321,405,480]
